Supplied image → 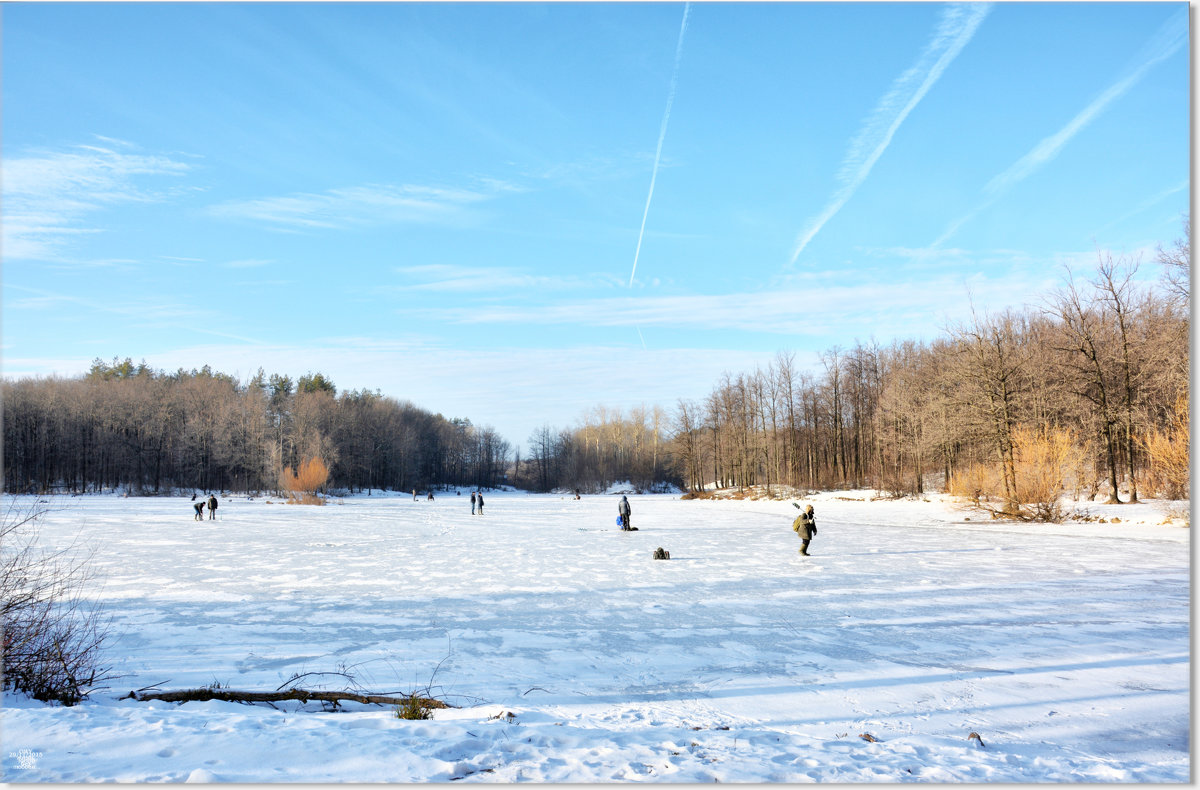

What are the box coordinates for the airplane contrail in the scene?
[789,3,990,265]
[629,2,691,289]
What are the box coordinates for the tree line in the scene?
[3,362,509,495]
[3,222,1188,513]
[523,225,1190,514]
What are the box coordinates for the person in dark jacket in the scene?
[193,500,205,521]
[476,492,484,515]
[471,491,477,514]
[207,494,218,520]
[618,495,632,530]
[792,504,816,555]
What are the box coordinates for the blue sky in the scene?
[3,2,1190,448]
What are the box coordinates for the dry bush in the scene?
[1140,395,1189,500]
[946,461,999,507]
[1011,425,1078,521]
[948,426,1084,522]
[278,456,330,505]
[1,499,113,705]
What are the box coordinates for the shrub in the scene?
[394,694,433,720]
[948,425,1084,522]
[278,456,330,505]
[1010,425,1079,521]
[1141,395,1189,500]
[1,499,113,705]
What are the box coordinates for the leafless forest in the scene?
[4,225,1189,516]
[3,368,510,496]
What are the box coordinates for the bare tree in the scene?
[1156,214,1190,308]
[948,309,1034,514]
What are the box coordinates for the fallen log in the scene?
[122,687,451,709]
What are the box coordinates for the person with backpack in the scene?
[792,504,817,555]
[618,495,633,531]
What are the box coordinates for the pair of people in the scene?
[470,491,485,515]
[192,494,218,521]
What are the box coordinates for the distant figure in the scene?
[427,491,434,501]
[574,489,581,500]
[412,489,417,501]
[476,492,484,515]
[192,500,205,521]
[470,491,477,514]
[191,493,197,501]
[207,494,218,521]
[792,504,817,555]
[618,495,632,531]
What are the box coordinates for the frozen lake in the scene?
[2,490,1189,782]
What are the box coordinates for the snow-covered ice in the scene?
[2,490,1189,782]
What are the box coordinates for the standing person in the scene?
[207,494,218,521]
[192,500,205,521]
[618,495,632,531]
[792,504,817,555]
[470,491,477,515]
[476,492,484,515]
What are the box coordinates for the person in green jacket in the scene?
[792,504,816,555]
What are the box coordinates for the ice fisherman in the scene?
[207,494,218,520]
[792,504,817,555]
[618,495,633,531]
[192,500,205,521]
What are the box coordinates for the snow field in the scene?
[1,490,1189,782]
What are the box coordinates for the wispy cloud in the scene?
[407,267,1059,339]
[5,283,265,345]
[2,141,193,261]
[396,263,617,293]
[789,3,991,264]
[209,181,521,232]
[932,9,1188,248]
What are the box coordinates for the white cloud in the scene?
[2,142,192,262]
[208,181,519,232]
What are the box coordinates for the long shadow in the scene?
[569,653,1189,706]
[832,548,1007,557]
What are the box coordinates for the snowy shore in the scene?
[2,490,1189,782]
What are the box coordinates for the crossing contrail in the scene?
[930,7,1187,249]
[629,2,690,289]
